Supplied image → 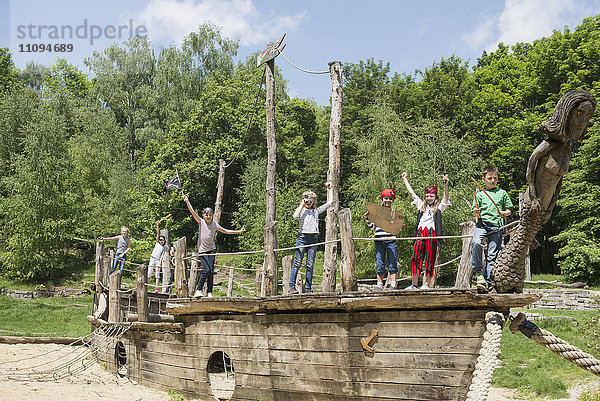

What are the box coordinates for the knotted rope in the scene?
[510,312,600,376]
[465,312,505,401]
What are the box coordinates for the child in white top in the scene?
[148,216,169,292]
[183,194,245,298]
[402,172,450,289]
[288,182,332,294]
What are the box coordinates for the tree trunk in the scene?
[108,271,121,323]
[455,221,475,288]
[136,264,148,322]
[281,255,293,294]
[188,251,199,297]
[173,237,188,298]
[323,61,343,293]
[214,159,226,225]
[339,208,357,292]
[263,58,278,296]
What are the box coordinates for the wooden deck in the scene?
[91,289,539,401]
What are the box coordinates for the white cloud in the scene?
[134,0,307,47]
[463,0,594,53]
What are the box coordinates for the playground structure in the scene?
[83,39,600,400]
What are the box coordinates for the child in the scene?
[402,173,450,289]
[289,182,332,294]
[471,165,513,291]
[148,217,168,293]
[364,189,401,290]
[183,194,245,298]
[103,227,131,276]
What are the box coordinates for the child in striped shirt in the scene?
[364,189,400,290]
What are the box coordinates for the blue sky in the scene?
[2,0,600,105]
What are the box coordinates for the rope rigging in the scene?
[0,324,132,382]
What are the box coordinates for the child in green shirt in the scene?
[471,166,514,290]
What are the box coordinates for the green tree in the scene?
[0,48,18,94]
[1,102,74,281]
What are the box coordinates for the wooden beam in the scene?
[281,254,293,294]
[339,208,358,292]
[87,315,184,332]
[108,270,122,323]
[323,61,343,293]
[214,159,226,224]
[455,221,475,289]
[166,291,540,315]
[173,237,188,298]
[263,57,278,296]
[136,263,149,322]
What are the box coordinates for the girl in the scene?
[364,189,400,290]
[402,172,450,289]
[289,182,332,294]
[148,217,169,292]
[103,227,131,276]
[183,194,245,297]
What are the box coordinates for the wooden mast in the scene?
[322,61,343,293]
[258,35,285,296]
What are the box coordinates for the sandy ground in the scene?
[0,343,597,401]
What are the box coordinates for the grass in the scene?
[0,294,93,338]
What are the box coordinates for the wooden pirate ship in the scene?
[89,286,537,401]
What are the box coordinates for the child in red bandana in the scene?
[364,189,400,290]
[402,172,450,289]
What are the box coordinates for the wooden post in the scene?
[188,251,199,297]
[455,221,475,288]
[323,61,343,293]
[136,264,149,322]
[94,241,104,314]
[227,267,234,297]
[296,272,304,293]
[339,208,357,292]
[281,255,293,294]
[260,264,267,297]
[160,228,171,294]
[431,245,442,288]
[103,249,112,288]
[173,237,188,298]
[108,271,121,323]
[254,264,262,297]
[263,56,279,297]
[214,159,226,225]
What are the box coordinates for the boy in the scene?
[471,166,513,291]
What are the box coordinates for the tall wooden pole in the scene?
[322,61,343,293]
[263,57,278,296]
[214,159,226,224]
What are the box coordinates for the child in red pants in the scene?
[401,172,450,289]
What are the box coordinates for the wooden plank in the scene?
[265,334,482,354]
[230,386,274,401]
[270,375,353,395]
[347,335,482,354]
[348,320,486,338]
[167,291,539,315]
[141,369,211,397]
[348,351,476,370]
[140,356,200,381]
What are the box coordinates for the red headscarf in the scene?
[425,186,438,195]
[380,189,396,200]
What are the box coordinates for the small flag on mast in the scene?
[164,174,182,192]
